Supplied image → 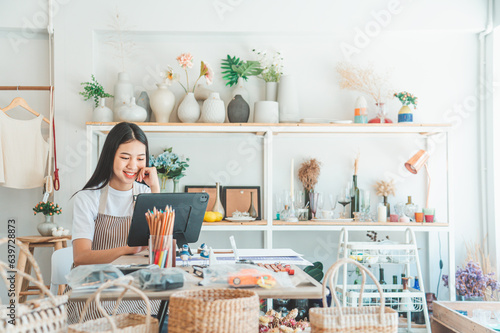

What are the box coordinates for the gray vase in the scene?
[227,94,250,123]
[137,91,152,122]
[37,215,58,236]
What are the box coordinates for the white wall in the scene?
[0,0,487,301]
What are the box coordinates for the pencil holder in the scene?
[149,235,172,268]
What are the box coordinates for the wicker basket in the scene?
[68,277,158,333]
[309,258,398,333]
[168,288,259,333]
[0,238,68,333]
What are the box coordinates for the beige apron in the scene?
[67,183,160,324]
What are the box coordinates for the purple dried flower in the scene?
[442,261,498,298]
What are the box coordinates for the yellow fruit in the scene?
[214,212,223,222]
[204,212,217,222]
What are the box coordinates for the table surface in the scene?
[69,253,323,301]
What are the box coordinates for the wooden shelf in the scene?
[203,220,267,226]
[273,221,449,227]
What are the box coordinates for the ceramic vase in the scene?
[265,82,278,101]
[227,95,250,123]
[212,182,225,217]
[368,103,393,123]
[398,105,413,123]
[354,96,368,124]
[194,84,214,101]
[37,215,58,236]
[137,91,152,122]
[150,83,175,123]
[200,92,225,123]
[254,101,279,123]
[277,75,300,123]
[116,97,147,122]
[92,97,113,122]
[232,77,249,103]
[113,72,134,121]
[177,92,201,123]
[248,192,257,218]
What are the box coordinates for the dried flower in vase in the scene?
[298,158,321,193]
[374,179,396,197]
[337,62,393,104]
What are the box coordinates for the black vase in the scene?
[227,95,250,123]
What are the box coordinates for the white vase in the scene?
[232,77,249,103]
[116,97,147,122]
[177,92,201,123]
[37,215,58,236]
[277,75,300,123]
[194,84,214,101]
[149,83,175,123]
[254,101,279,123]
[113,72,134,121]
[265,82,278,101]
[200,93,225,123]
[92,97,113,122]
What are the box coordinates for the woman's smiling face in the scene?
[109,140,146,191]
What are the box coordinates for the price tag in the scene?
[42,192,49,203]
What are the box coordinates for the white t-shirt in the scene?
[72,183,151,242]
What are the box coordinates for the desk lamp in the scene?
[404,149,430,208]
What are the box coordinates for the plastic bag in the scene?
[128,266,186,291]
[66,264,123,290]
[199,264,293,289]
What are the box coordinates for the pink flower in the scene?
[204,62,214,85]
[176,53,193,69]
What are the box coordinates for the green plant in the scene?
[394,91,418,109]
[221,55,263,87]
[33,201,62,216]
[304,261,324,283]
[80,75,114,108]
[252,49,284,82]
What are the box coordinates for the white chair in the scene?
[50,246,73,295]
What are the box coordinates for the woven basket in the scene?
[0,238,68,333]
[168,288,259,333]
[68,276,158,333]
[309,258,398,333]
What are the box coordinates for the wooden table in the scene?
[16,235,71,302]
[432,301,500,333]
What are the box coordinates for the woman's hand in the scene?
[137,167,160,193]
[126,245,148,255]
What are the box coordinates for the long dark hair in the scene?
[81,122,149,191]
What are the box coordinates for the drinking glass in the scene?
[329,194,338,215]
[309,192,322,219]
[338,185,351,218]
[274,193,284,220]
[360,189,371,222]
[295,190,305,209]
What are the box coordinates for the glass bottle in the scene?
[392,275,398,292]
[379,267,388,293]
[248,192,257,218]
[350,175,360,218]
[212,182,225,217]
[383,195,390,218]
[404,196,417,221]
[413,276,420,290]
[280,205,290,221]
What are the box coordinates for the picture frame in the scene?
[222,186,261,220]
[184,185,218,212]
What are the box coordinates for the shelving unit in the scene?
[86,122,455,300]
[336,228,431,333]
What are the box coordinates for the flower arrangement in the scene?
[394,91,418,109]
[149,147,190,188]
[252,49,284,83]
[337,62,393,104]
[374,179,396,197]
[33,201,62,216]
[163,53,213,94]
[298,158,321,193]
[443,261,499,299]
[221,54,263,87]
[79,75,114,108]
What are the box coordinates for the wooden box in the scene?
[432,301,500,333]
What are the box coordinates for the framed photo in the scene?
[223,186,261,220]
[185,186,218,212]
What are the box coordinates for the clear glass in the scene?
[329,193,338,211]
[309,192,321,219]
[295,190,305,209]
[274,193,284,220]
[338,184,351,218]
[359,189,371,222]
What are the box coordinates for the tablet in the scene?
[127,192,209,248]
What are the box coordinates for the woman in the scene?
[68,122,160,324]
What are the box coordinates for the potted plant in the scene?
[149,147,190,192]
[252,49,284,101]
[33,201,62,236]
[394,91,418,123]
[80,75,114,122]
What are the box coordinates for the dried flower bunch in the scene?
[259,308,309,332]
[443,261,499,298]
[366,231,389,242]
[394,91,418,109]
[337,62,393,104]
[374,179,396,197]
[298,158,321,192]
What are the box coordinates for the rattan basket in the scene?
[0,238,68,333]
[309,258,398,333]
[68,276,158,333]
[168,288,259,333]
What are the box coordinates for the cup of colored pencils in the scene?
[146,206,175,268]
